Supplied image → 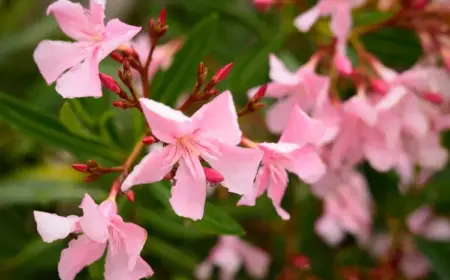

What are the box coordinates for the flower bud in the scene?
[370,78,389,94]
[252,84,268,103]
[289,254,310,270]
[112,100,132,109]
[159,8,167,26]
[411,0,428,9]
[126,191,135,203]
[142,136,157,145]
[110,51,125,63]
[423,91,444,104]
[212,63,233,84]
[72,163,89,173]
[99,73,121,94]
[203,167,224,185]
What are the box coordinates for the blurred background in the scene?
[1,0,449,279]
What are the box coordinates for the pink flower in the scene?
[408,206,450,241]
[195,236,270,280]
[121,92,263,220]
[131,34,182,79]
[238,107,326,220]
[253,54,330,134]
[33,0,141,98]
[33,194,153,280]
[370,234,429,279]
[312,168,372,246]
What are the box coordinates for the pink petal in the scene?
[344,94,377,126]
[363,133,395,172]
[425,218,450,241]
[204,142,263,196]
[315,215,345,246]
[79,194,109,243]
[268,54,300,85]
[266,168,290,220]
[110,218,148,270]
[195,261,214,280]
[401,252,429,279]
[121,145,176,191]
[294,6,321,32]
[58,234,106,280]
[99,19,142,61]
[192,91,242,145]
[33,211,79,243]
[237,166,270,206]
[239,241,271,278]
[286,145,326,184]
[280,106,326,146]
[169,155,206,220]
[210,238,242,280]
[266,96,297,133]
[89,0,105,26]
[105,242,153,280]
[47,0,98,41]
[55,51,102,98]
[375,86,407,111]
[330,3,352,40]
[402,98,429,137]
[33,40,88,85]
[139,98,193,143]
[303,71,330,110]
[248,82,295,99]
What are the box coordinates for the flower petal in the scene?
[47,0,97,41]
[192,91,242,145]
[330,3,352,40]
[169,155,207,220]
[237,166,270,206]
[89,0,105,26]
[294,5,321,32]
[204,142,263,196]
[33,40,88,85]
[121,145,176,191]
[55,51,102,98]
[99,19,142,60]
[239,241,271,278]
[280,106,326,146]
[139,98,193,143]
[285,145,326,184]
[266,168,290,220]
[269,54,300,85]
[58,234,106,280]
[195,261,214,280]
[79,194,109,243]
[266,96,297,134]
[33,211,79,243]
[315,215,345,246]
[344,94,377,126]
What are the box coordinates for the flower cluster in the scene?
[30,0,450,279]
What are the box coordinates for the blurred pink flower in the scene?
[195,236,270,280]
[121,92,263,220]
[251,54,330,134]
[34,194,153,280]
[312,168,372,246]
[408,206,450,241]
[33,0,141,98]
[370,234,429,279]
[238,107,326,220]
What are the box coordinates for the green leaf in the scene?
[353,10,394,28]
[0,92,125,163]
[415,237,450,280]
[145,235,198,271]
[146,182,245,235]
[137,208,211,239]
[99,111,123,148]
[0,179,106,208]
[59,102,94,138]
[152,14,219,106]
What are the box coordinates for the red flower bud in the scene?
[126,191,135,203]
[159,8,167,26]
[203,167,224,184]
[112,100,132,109]
[370,78,389,94]
[99,73,121,94]
[289,254,310,270]
[212,63,233,84]
[142,136,157,145]
[72,163,89,173]
[110,52,125,63]
[411,0,428,9]
[252,84,268,103]
[423,91,444,105]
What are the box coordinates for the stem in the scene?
[240,136,258,148]
[141,43,158,98]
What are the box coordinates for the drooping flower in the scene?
[33,0,141,98]
[195,236,270,280]
[312,168,372,246]
[407,206,450,241]
[34,194,153,280]
[252,54,330,134]
[121,91,263,220]
[238,106,326,220]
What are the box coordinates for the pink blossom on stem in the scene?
[33,0,141,98]
[195,236,270,280]
[33,194,153,280]
[251,54,330,134]
[312,168,372,246]
[407,206,450,241]
[238,106,326,220]
[121,91,263,220]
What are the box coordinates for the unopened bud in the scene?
[99,73,121,94]
[87,160,98,168]
[110,52,125,63]
[205,89,219,97]
[370,78,389,94]
[212,63,233,84]
[142,136,157,145]
[289,254,310,270]
[72,163,89,173]
[112,100,132,109]
[203,167,224,184]
[159,8,167,26]
[411,0,428,9]
[197,62,208,81]
[126,191,135,203]
[252,84,268,103]
[423,91,444,104]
